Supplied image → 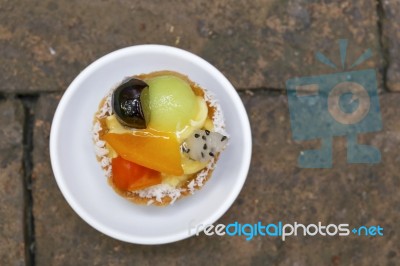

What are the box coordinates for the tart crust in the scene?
[93,71,226,206]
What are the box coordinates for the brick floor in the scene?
[380,0,400,91]
[0,0,383,92]
[0,100,25,266]
[1,0,400,265]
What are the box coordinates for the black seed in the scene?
[209,152,214,157]
[201,152,204,158]
[205,130,210,135]
[203,144,207,150]
[202,136,206,140]
[195,134,200,138]
[221,136,227,142]
[181,145,190,153]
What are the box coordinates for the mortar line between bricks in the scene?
[237,88,287,96]
[12,91,59,97]
[377,0,389,92]
[19,95,38,266]
[237,81,393,95]
[237,87,285,91]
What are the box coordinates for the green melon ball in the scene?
[145,75,198,132]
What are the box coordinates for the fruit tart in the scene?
[92,71,228,206]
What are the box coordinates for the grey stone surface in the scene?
[200,0,382,90]
[237,90,400,265]
[381,0,400,91]
[0,0,382,92]
[0,99,25,266]
[1,0,399,264]
[32,91,400,265]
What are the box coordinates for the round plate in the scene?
[50,45,252,244]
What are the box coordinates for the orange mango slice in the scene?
[104,131,183,176]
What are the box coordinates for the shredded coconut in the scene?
[195,159,215,187]
[97,93,112,118]
[92,120,111,177]
[93,80,226,205]
[134,184,184,204]
[202,88,227,136]
[187,179,196,194]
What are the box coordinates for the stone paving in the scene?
[1,0,400,265]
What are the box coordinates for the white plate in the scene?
[50,45,252,244]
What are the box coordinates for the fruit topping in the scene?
[181,154,208,174]
[111,156,161,191]
[112,77,150,129]
[105,115,129,134]
[182,129,228,163]
[145,75,199,132]
[176,96,208,141]
[104,131,184,176]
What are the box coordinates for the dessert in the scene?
[92,71,228,206]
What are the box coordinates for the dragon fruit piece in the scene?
[182,129,228,163]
